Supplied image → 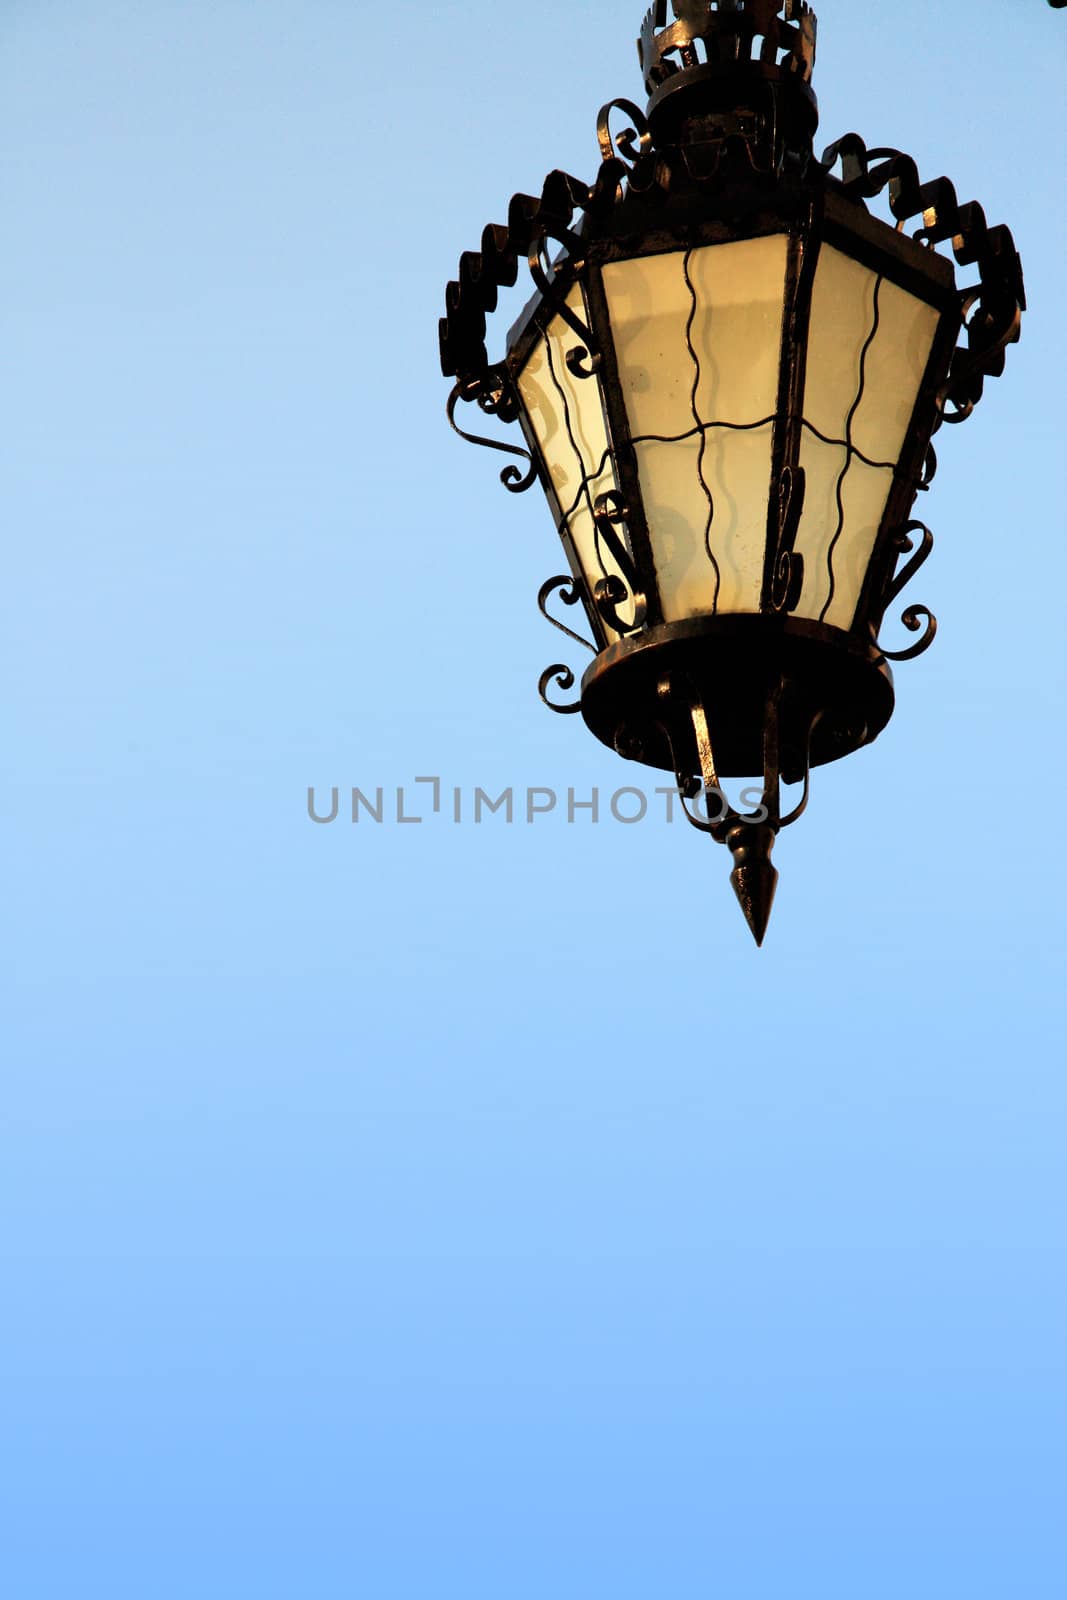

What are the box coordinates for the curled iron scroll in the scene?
[596,97,653,176]
[446,382,537,492]
[883,519,933,610]
[537,575,596,653]
[527,231,601,379]
[874,520,937,662]
[939,288,984,424]
[770,548,805,613]
[538,663,582,714]
[876,606,937,662]
[592,492,647,635]
[770,464,806,613]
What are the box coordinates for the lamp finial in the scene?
[725,821,779,947]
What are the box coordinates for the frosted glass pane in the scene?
[794,434,894,626]
[516,286,632,638]
[792,243,940,628]
[602,236,787,619]
[632,425,774,616]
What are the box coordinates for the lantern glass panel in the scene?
[602,234,789,620]
[793,244,941,629]
[516,285,632,640]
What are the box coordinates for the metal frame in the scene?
[440,0,1024,942]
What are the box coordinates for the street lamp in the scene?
[440,0,1023,944]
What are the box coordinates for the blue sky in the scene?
[2,3,1064,1596]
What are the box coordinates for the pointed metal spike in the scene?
[724,822,778,947]
[730,858,778,946]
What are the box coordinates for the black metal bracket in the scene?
[645,667,820,943]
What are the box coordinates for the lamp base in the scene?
[579,614,894,779]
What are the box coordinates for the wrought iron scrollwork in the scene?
[875,606,937,663]
[595,97,656,193]
[883,520,933,610]
[591,492,647,634]
[440,162,623,402]
[873,520,937,663]
[537,576,596,654]
[596,97,652,166]
[443,50,1021,439]
[446,381,537,493]
[538,663,582,714]
[527,230,601,379]
[770,464,806,612]
[537,577,593,715]
[770,546,804,613]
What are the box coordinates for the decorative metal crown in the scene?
[638,0,816,96]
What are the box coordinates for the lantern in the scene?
[441,1,1023,942]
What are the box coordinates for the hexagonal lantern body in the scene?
[507,176,963,780]
[441,1,1023,942]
